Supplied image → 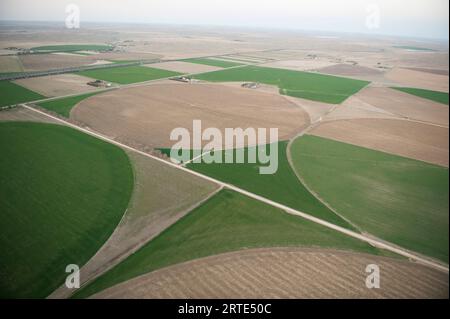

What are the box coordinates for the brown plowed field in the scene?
[310,118,449,167]
[385,68,449,92]
[406,67,449,76]
[315,63,383,77]
[92,247,449,299]
[19,53,98,71]
[350,87,449,126]
[71,83,309,149]
[13,74,102,97]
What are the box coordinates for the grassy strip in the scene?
[0,122,133,298]
[178,142,353,229]
[193,65,369,104]
[291,134,449,263]
[392,87,449,105]
[37,91,104,117]
[73,189,382,298]
[77,66,181,84]
[182,57,244,68]
[0,81,45,107]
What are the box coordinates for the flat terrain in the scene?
[0,56,23,72]
[0,81,45,107]
[37,91,105,117]
[0,122,133,298]
[0,105,59,123]
[13,73,104,97]
[73,189,382,298]
[93,247,448,299]
[71,83,308,149]
[314,63,383,78]
[187,142,352,228]
[261,59,337,71]
[385,68,449,93]
[32,44,112,52]
[194,65,370,103]
[392,87,449,105]
[348,87,449,126]
[19,53,98,71]
[182,57,243,68]
[145,61,222,74]
[291,135,449,262]
[310,119,449,167]
[50,150,218,299]
[77,66,181,84]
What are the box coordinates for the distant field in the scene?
[0,122,133,298]
[193,65,369,103]
[0,81,45,107]
[393,46,435,51]
[77,66,181,84]
[73,189,381,298]
[185,142,352,229]
[37,91,105,117]
[291,135,449,262]
[182,58,243,68]
[32,44,112,52]
[392,87,449,105]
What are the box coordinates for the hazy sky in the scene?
[0,0,448,39]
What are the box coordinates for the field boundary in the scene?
[21,103,449,274]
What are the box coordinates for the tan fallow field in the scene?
[144,61,222,74]
[19,53,99,71]
[385,67,449,92]
[71,82,309,150]
[261,59,337,72]
[91,247,449,299]
[346,87,449,126]
[310,118,449,167]
[13,73,103,97]
[0,55,23,72]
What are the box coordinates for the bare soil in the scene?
[314,63,383,76]
[91,247,449,299]
[385,68,449,92]
[0,56,23,72]
[13,74,102,97]
[310,118,449,167]
[19,53,98,71]
[71,82,309,149]
[262,59,336,71]
[348,87,449,126]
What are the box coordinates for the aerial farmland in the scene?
[0,0,449,304]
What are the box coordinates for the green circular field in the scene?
[0,122,134,298]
